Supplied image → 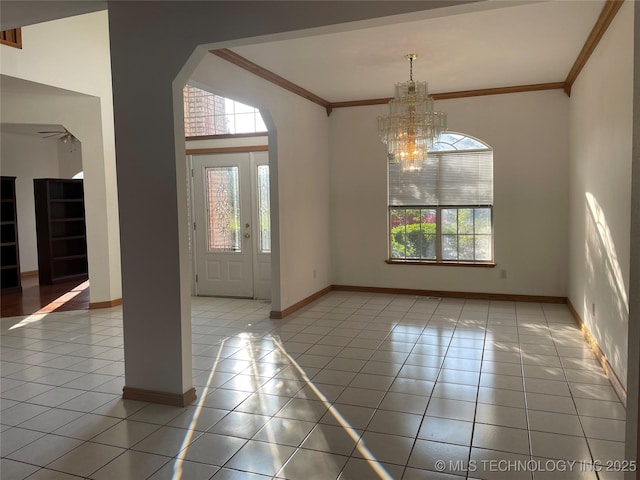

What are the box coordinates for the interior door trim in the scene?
[186,145,267,155]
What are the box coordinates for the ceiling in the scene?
[0,1,106,31]
[0,1,605,105]
[1,122,66,138]
[229,0,604,102]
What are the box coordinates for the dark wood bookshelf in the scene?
[0,177,22,293]
[34,178,88,284]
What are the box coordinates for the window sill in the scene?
[385,259,496,268]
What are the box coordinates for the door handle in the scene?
[244,233,251,238]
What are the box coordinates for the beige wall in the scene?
[107,0,443,397]
[330,89,570,297]
[0,132,60,272]
[190,54,331,311]
[7,4,634,423]
[57,141,83,179]
[625,0,640,467]
[568,0,634,390]
[0,10,121,304]
[1,90,120,304]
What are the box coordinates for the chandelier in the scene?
[378,54,447,172]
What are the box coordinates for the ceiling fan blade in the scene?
[42,133,61,138]
[37,130,65,134]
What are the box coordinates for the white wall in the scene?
[0,133,60,272]
[330,90,570,297]
[1,11,112,98]
[1,90,120,304]
[190,54,331,311]
[0,10,121,304]
[107,1,438,396]
[568,1,634,390]
[57,141,83,179]
[624,0,640,467]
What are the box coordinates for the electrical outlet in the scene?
[592,303,596,317]
[313,269,317,279]
[500,269,507,279]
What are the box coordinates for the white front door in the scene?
[191,152,271,299]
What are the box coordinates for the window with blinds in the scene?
[388,133,494,264]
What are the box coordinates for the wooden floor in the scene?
[1,275,90,318]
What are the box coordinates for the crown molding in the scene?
[563,0,625,96]
[330,82,566,109]
[211,1,625,110]
[431,82,566,100]
[329,98,393,109]
[210,48,332,115]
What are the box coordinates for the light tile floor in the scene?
[0,292,628,479]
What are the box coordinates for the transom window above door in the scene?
[388,132,494,266]
[183,84,267,136]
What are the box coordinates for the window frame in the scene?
[387,133,495,267]
[183,85,267,138]
[256,164,271,254]
[387,205,495,266]
[204,166,242,253]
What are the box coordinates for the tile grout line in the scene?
[517,304,539,480]
[1,294,623,480]
[543,305,600,480]
[465,300,490,480]
[402,297,472,479]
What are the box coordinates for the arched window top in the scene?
[183,84,266,137]
[430,132,491,153]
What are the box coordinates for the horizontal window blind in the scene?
[389,149,493,206]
